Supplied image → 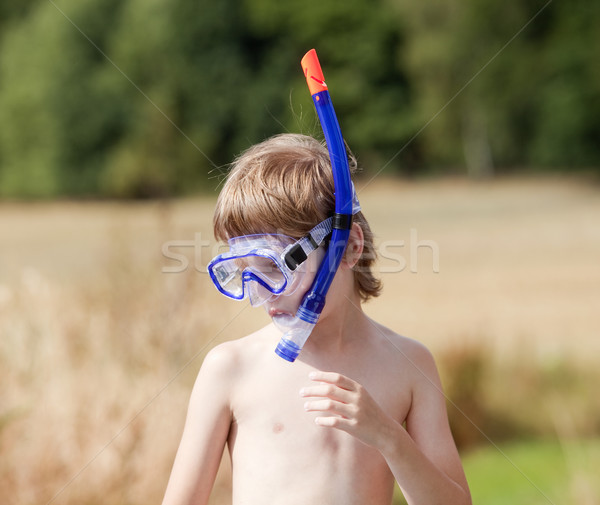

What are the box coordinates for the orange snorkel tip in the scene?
[301,49,328,96]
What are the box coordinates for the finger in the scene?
[299,384,353,403]
[314,415,356,431]
[308,371,356,391]
[304,398,356,418]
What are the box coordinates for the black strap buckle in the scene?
[332,213,353,230]
[283,243,307,271]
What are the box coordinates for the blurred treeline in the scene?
[0,0,598,198]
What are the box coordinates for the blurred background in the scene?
[1,0,599,504]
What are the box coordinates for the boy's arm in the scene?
[162,345,235,505]
[302,345,471,505]
[387,344,471,505]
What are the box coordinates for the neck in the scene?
[302,288,365,356]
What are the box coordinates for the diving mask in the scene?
[208,217,333,307]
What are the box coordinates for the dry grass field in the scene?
[1,176,599,504]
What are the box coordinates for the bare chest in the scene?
[226,351,409,504]
[228,351,410,467]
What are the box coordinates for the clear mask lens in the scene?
[211,260,244,298]
[208,234,305,303]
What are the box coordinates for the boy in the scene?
[162,134,471,505]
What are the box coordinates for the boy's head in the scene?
[213,133,382,302]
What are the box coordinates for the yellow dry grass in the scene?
[1,176,598,504]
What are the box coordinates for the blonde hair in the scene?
[213,133,382,301]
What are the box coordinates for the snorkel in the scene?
[274,49,355,362]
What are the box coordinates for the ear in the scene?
[342,222,364,269]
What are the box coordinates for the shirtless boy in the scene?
[161,133,471,505]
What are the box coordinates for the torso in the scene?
[225,319,417,505]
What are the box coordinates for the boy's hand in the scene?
[300,370,400,452]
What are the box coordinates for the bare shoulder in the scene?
[368,317,435,361]
[187,325,275,417]
[196,339,240,383]
[195,325,274,384]
[366,318,439,384]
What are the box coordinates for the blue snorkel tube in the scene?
[275,49,354,362]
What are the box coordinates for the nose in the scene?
[248,282,281,307]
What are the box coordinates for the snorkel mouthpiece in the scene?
[274,49,355,362]
[274,319,315,362]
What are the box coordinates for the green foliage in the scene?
[529,0,600,167]
[398,0,600,175]
[0,0,598,197]
[0,0,128,197]
[462,438,600,505]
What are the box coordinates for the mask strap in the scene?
[282,218,333,271]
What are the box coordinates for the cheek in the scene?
[281,249,326,305]
[284,269,317,308]
[297,269,317,292]
[300,248,326,290]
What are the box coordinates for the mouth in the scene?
[268,307,292,318]
[268,309,298,332]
